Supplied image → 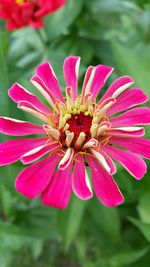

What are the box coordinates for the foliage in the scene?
[0,0,150,266]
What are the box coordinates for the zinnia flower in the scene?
[0,0,66,30]
[1,56,150,209]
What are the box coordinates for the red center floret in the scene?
[60,112,93,148]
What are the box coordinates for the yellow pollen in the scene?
[16,0,25,4]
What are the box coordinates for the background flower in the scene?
[0,0,66,30]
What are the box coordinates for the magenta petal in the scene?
[82,65,113,100]
[41,166,72,209]
[102,145,147,180]
[35,62,64,102]
[21,142,60,164]
[90,65,113,99]
[72,154,93,200]
[99,75,134,104]
[8,83,50,114]
[0,137,47,165]
[105,127,145,137]
[107,88,148,116]
[63,56,80,100]
[87,155,124,207]
[0,117,45,136]
[110,107,150,127]
[31,75,58,106]
[99,150,116,175]
[15,153,60,198]
[82,66,94,95]
[109,136,150,160]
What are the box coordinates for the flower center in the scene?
[59,112,93,150]
[67,113,92,143]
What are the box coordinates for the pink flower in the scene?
[0,0,66,30]
[1,56,150,209]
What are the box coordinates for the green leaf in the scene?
[112,41,150,96]
[88,198,121,245]
[45,0,82,41]
[0,248,13,267]
[0,185,14,218]
[108,247,149,267]
[87,0,140,13]
[57,195,88,251]
[129,216,150,242]
[0,31,10,115]
[138,192,150,224]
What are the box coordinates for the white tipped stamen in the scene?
[75,97,81,109]
[43,124,60,140]
[58,102,66,116]
[90,124,98,138]
[84,93,92,108]
[97,124,110,136]
[59,116,66,129]
[63,123,70,132]
[82,138,98,150]
[59,114,71,129]
[66,86,73,109]
[65,131,74,147]
[64,113,71,121]
[75,132,86,147]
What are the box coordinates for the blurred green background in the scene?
[0,0,150,266]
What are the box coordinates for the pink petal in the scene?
[0,117,45,136]
[15,153,61,198]
[72,154,93,200]
[18,101,49,123]
[31,75,57,106]
[82,66,94,97]
[87,155,124,207]
[107,88,148,116]
[82,65,113,100]
[109,136,150,160]
[8,83,50,114]
[0,137,47,165]
[58,148,74,170]
[99,150,116,175]
[110,107,150,127]
[41,166,72,209]
[21,142,60,164]
[63,56,80,100]
[102,145,147,180]
[105,127,145,137]
[99,75,134,104]
[35,62,64,102]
